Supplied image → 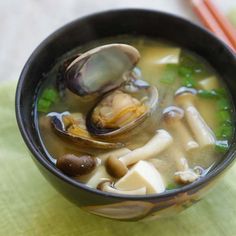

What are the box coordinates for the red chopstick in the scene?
[204,0,236,50]
[191,0,236,52]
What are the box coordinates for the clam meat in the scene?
[48,112,124,149]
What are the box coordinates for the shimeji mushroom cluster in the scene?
[56,87,216,195]
[96,87,216,194]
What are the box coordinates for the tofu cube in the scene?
[115,160,165,194]
[141,47,181,65]
[198,76,219,90]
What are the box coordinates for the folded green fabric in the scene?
[1,81,236,236]
[228,8,236,27]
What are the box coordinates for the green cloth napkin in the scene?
[1,81,236,236]
[228,7,236,27]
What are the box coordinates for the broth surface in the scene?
[36,36,234,192]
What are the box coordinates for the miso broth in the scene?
[36,36,234,195]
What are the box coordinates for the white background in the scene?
[0,0,235,82]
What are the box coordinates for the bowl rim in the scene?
[15,8,236,200]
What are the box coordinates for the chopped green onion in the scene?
[37,88,59,113]
[41,88,59,102]
[160,64,178,84]
[217,111,231,123]
[197,89,219,98]
[181,77,196,88]
[215,122,233,139]
[215,140,229,153]
[180,55,205,75]
[217,99,231,110]
[178,66,193,79]
[213,88,227,97]
[37,99,52,113]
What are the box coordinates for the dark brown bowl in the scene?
[15,9,236,221]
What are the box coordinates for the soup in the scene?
[36,36,234,195]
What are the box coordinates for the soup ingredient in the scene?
[178,66,197,88]
[38,88,59,113]
[56,154,96,176]
[174,169,200,184]
[86,166,112,188]
[175,87,215,148]
[49,112,123,149]
[86,85,158,137]
[168,144,200,184]
[215,140,229,153]
[106,129,173,178]
[142,47,181,64]
[169,145,189,172]
[65,44,140,97]
[197,89,220,99]
[37,37,234,195]
[97,180,146,195]
[163,106,199,151]
[91,90,147,129]
[198,76,219,90]
[98,148,131,163]
[115,160,165,194]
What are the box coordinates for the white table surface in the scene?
[0,0,235,83]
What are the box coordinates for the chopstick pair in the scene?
[191,0,236,52]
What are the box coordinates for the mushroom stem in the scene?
[174,169,200,184]
[168,144,200,184]
[169,145,189,172]
[175,88,215,148]
[98,181,146,195]
[105,129,173,178]
[119,129,173,166]
[184,106,215,148]
[98,148,131,163]
[173,121,199,151]
[163,106,199,152]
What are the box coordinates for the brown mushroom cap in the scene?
[105,156,128,178]
[56,154,96,176]
[175,87,197,107]
[163,106,184,125]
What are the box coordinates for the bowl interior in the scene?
[16,9,236,199]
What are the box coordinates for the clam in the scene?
[63,43,158,137]
[48,112,123,149]
[86,86,158,137]
[65,44,140,97]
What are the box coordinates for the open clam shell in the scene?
[48,112,124,149]
[86,85,159,137]
[65,44,140,97]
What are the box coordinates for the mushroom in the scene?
[56,154,96,176]
[175,87,215,148]
[97,180,146,195]
[106,129,173,178]
[169,145,189,172]
[166,144,200,184]
[174,169,200,185]
[163,106,199,152]
[98,148,131,163]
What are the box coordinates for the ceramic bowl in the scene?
[15,9,236,221]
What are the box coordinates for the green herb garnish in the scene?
[215,140,229,153]
[37,88,59,113]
